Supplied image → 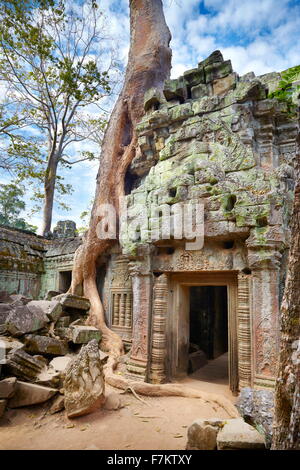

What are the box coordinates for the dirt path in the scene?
[0,382,236,450]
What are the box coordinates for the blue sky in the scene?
[2,0,300,233]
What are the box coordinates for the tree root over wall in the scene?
[68,0,239,420]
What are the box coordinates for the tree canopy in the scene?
[0,0,120,234]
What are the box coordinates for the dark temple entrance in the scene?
[188,286,228,381]
[58,270,72,292]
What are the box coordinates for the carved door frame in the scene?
[168,271,239,394]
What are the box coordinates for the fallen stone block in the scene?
[5,305,49,337]
[49,356,72,373]
[8,381,57,408]
[9,294,31,305]
[0,377,17,399]
[217,418,266,450]
[0,336,24,356]
[49,394,65,414]
[71,325,101,344]
[44,290,61,301]
[0,304,12,323]
[186,419,224,450]
[36,368,61,388]
[7,349,45,382]
[52,293,90,311]
[56,316,70,328]
[27,300,62,322]
[24,335,69,356]
[236,387,274,448]
[54,327,72,341]
[0,399,7,418]
[64,339,105,418]
[0,324,7,335]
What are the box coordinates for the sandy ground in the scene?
[0,354,236,450]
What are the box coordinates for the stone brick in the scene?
[0,377,17,399]
[6,305,49,337]
[52,293,90,311]
[213,73,237,96]
[8,381,57,408]
[217,418,266,450]
[24,334,69,356]
[71,325,102,344]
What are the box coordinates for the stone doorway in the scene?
[188,286,228,381]
[58,270,72,292]
[168,272,238,394]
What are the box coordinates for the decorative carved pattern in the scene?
[126,271,152,381]
[111,290,132,328]
[109,256,133,334]
[111,256,131,288]
[150,274,168,383]
[237,273,252,387]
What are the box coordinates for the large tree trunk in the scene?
[68,0,239,417]
[272,148,300,449]
[70,0,172,350]
[42,157,58,236]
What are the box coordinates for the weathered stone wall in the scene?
[0,225,81,299]
[39,237,82,299]
[0,226,45,298]
[115,51,299,389]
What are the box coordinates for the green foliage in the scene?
[0,0,119,223]
[268,65,300,115]
[76,200,92,235]
[0,183,37,232]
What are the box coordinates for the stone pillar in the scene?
[109,256,132,345]
[237,273,252,388]
[126,257,153,381]
[248,248,282,388]
[149,274,168,384]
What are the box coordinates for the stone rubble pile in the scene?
[186,417,266,450]
[0,291,106,419]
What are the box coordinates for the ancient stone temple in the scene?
[98,51,299,394]
[1,51,299,397]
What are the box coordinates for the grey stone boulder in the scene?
[236,387,274,448]
[6,348,45,382]
[27,300,62,322]
[0,399,7,418]
[216,418,266,450]
[5,304,49,336]
[64,339,105,418]
[186,419,224,450]
[24,334,69,356]
[0,377,17,399]
[71,325,101,344]
[52,293,90,311]
[8,381,57,408]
